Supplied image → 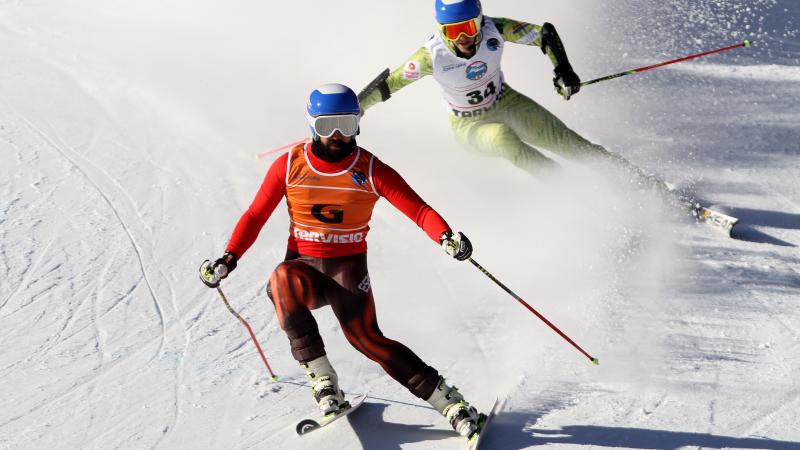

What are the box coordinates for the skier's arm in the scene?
[494,17,581,99]
[360,46,434,112]
[492,17,572,69]
[225,153,288,258]
[371,158,451,243]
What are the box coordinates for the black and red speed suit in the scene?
[225,142,451,399]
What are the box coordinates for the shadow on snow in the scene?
[483,411,800,450]
[347,402,455,450]
[732,224,796,247]
[730,206,799,247]
[697,203,798,247]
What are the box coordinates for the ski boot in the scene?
[425,377,482,438]
[300,355,346,416]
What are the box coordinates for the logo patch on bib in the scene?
[352,171,368,187]
[466,61,488,81]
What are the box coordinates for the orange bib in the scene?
[285,143,379,247]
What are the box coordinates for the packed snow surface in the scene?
[1,0,798,449]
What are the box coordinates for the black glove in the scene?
[199,252,238,288]
[553,63,581,100]
[440,231,473,261]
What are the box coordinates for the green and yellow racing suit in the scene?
[361,17,616,175]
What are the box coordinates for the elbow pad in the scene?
[377,79,391,102]
[358,68,392,103]
[540,22,573,71]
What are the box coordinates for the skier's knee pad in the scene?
[290,333,326,363]
[409,368,442,400]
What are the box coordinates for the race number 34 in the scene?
[466,81,497,105]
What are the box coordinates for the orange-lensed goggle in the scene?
[440,17,481,41]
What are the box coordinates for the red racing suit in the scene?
[225,142,450,399]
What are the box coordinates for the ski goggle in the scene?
[308,114,360,138]
[440,17,481,41]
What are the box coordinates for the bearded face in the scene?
[312,133,358,163]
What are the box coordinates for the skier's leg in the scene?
[500,87,615,163]
[449,115,558,175]
[267,258,328,363]
[267,255,345,414]
[304,253,482,435]
[501,87,672,192]
[336,289,441,398]
[311,253,441,400]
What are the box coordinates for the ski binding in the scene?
[468,397,505,450]
[295,393,368,436]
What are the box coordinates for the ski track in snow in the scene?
[2,0,800,449]
[0,33,193,442]
[34,117,190,447]
[14,110,170,363]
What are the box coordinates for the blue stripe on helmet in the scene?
[307,83,361,118]
[435,0,482,25]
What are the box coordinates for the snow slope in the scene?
[1,0,798,449]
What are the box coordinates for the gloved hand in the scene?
[553,63,581,100]
[199,252,238,288]
[440,231,473,261]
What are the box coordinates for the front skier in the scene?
[200,84,486,441]
[359,0,651,181]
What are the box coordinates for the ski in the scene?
[467,397,505,450]
[295,393,368,436]
[697,205,739,236]
[687,202,739,236]
[651,175,740,237]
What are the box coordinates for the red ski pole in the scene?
[217,287,279,381]
[582,40,752,87]
[468,258,599,365]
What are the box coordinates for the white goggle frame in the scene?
[308,114,360,138]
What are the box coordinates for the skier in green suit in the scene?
[359,0,740,233]
[360,0,649,181]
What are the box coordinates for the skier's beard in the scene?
[312,136,358,163]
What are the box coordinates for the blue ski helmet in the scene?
[435,0,482,25]
[306,83,361,140]
[307,83,361,118]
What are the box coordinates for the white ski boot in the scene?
[301,355,345,416]
[426,377,481,437]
